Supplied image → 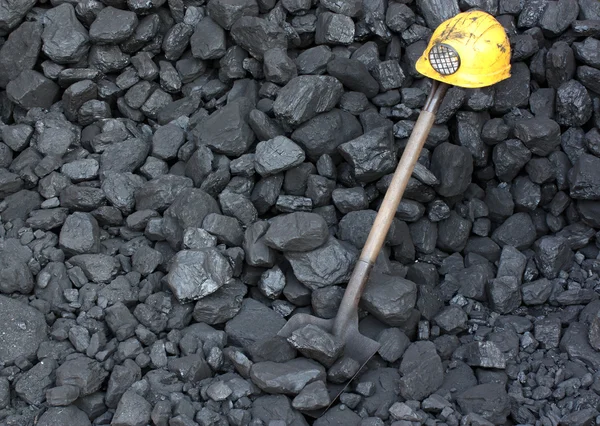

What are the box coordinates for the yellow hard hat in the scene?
[415,10,511,88]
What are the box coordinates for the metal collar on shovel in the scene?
[278,9,512,417]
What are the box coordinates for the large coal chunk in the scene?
[0,295,47,364]
[193,98,255,157]
[273,75,344,126]
[225,298,286,350]
[437,211,472,252]
[492,62,530,113]
[513,118,561,156]
[568,153,600,200]
[0,0,36,36]
[6,70,59,109]
[492,139,531,182]
[539,0,579,36]
[555,80,593,127]
[285,236,358,290]
[430,142,473,197]
[254,136,305,177]
[416,0,459,29]
[162,188,221,248]
[361,272,417,326]
[399,341,444,401]
[534,236,573,279]
[456,384,510,424]
[55,356,109,397]
[89,6,137,44]
[193,279,247,325]
[41,3,89,65]
[207,0,259,30]
[230,16,287,60]
[337,209,401,248]
[166,248,233,303]
[99,138,150,179]
[290,109,362,160]
[37,406,90,426]
[263,212,329,252]
[287,324,344,368]
[338,126,396,183]
[0,21,42,88]
[315,11,355,46]
[190,16,226,60]
[326,58,380,98]
[491,212,537,250]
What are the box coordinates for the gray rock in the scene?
[521,278,552,305]
[534,317,562,349]
[250,358,325,395]
[437,211,472,253]
[377,327,410,363]
[207,0,259,30]
[263,48,297,85]
[166,248,233,303]
[539,0,579,36]
[0,21,42,88]
[37,405,91,426]
[191,16,226,60]
[26,208,69,231]
[152,124,185,161]
[372,60,406,92]
[258,265,286,299]
[105,302,139,341]
[291,109,362,160]
[338,126,396,183]
[89,6,138,44]
[454,341,506,369]
[560,322,600,370]
[273,75,344,126]
[491,212,537,250]
[88,45,131,74]
[243,221,277,267]
[132,245,163,276]
[295,45,333,75]
[134,175,192,213]
[59,212,100,256]
[433,306,468,334]
[456,384,510,425]
[0,295,47,364]
[533,236,573,279]
[513,118,561,156]
[430,142,473,197]
[263,212,329,252]
[568,153,600,200]
[41,4,89,64]
[361,272,417,326]
[63,80,98,122]
[218,191,258,226]
[55,356,109,396]
[68,254,120,283]
[332,187,368,214]
[193,99,255,157]
[487,277,522,314]
[337,209,401,248]
[399,341,444,400]
[14,358,56,405]
[112,390,152,426]
[556,80,593,127]
[99,138,150,179]
[285,236,358,290]
[315,11,355,45]
[162,24,194,62]
[106,359,142,409]
[225,298,286,350]
[45,385,80,407]
[6,70,59,109]
[193,279,247,325]
[0,0,36,36]
[287,324,344,367]
[292,380,330,411]
[492,62,530,114]
[255,136,305,176]
[231,16,287,60]
[61,158,99,182]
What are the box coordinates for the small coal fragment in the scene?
[292,380,330,411]
[287,324,344,367]
[250,358,325,395]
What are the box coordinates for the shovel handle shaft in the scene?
[333,82,449,337]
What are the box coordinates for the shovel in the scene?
[277,9,513,417]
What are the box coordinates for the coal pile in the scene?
[1,0,600,425]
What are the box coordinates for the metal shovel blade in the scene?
[277,312,380,418]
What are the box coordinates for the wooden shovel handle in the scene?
[333,81,449,337]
